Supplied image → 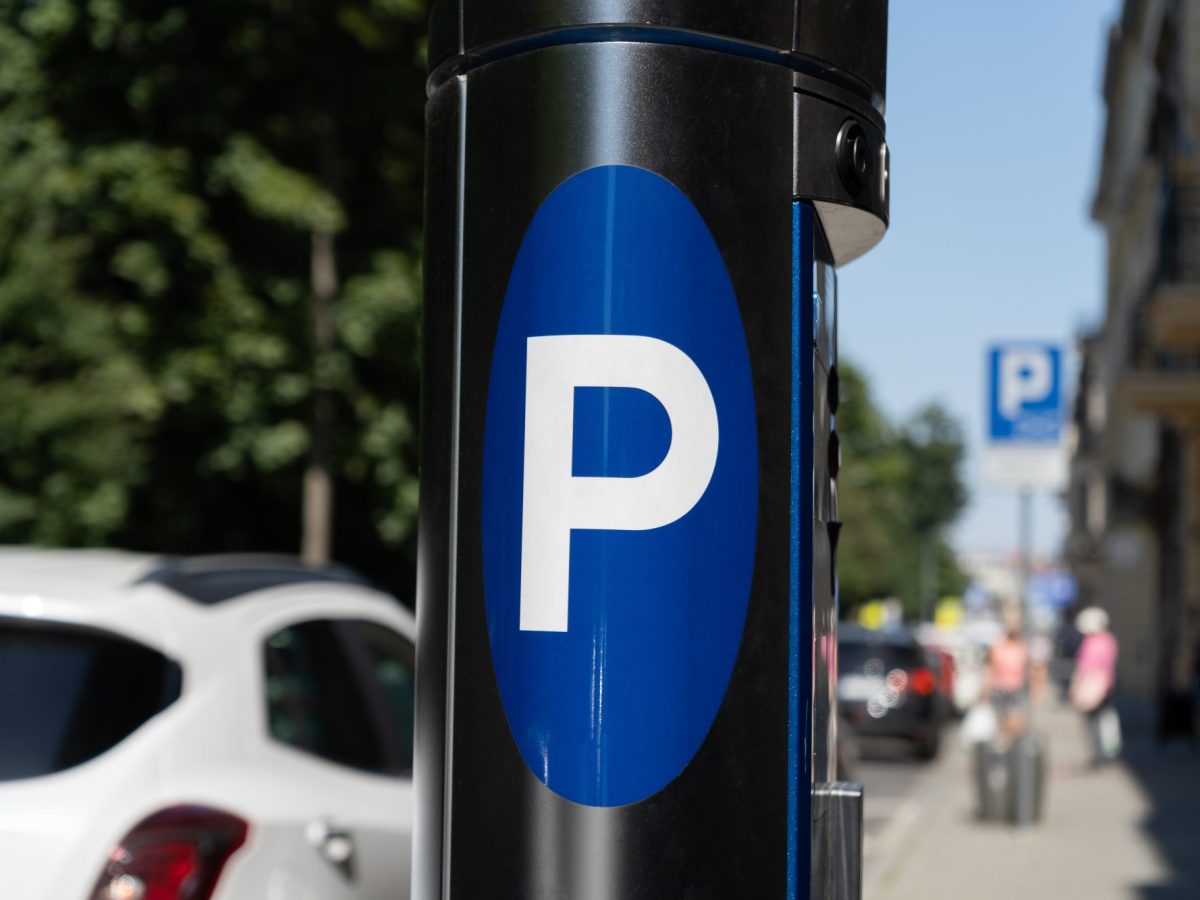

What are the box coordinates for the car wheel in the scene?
[914,728,941,761]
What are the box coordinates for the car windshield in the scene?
[0,621,182,781]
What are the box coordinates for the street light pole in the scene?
[1013,487,1040,827]
[1020,489,1033,637]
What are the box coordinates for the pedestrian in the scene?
[1070,606,1120,765]
[1054,609,1084,703]
[983,608,1031,741]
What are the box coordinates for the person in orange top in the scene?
[983,608,1037,740]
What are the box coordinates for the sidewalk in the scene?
[865,697,1200,900]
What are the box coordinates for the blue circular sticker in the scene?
[482,165,758,807]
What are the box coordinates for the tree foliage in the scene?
[836,361,969,619]
[0,0,428,595]
[0,1,968,612]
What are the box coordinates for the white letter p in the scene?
[519,334,719,632]
[1000,349,1052,420]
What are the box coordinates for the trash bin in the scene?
[973,733,1045,825]
[974,741,1011,822]
[1008,731,1045,826]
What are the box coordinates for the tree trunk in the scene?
[918,535,934,622]
[302,228,337,566]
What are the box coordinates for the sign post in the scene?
[983,342,1066,827]
[416,3,889,896]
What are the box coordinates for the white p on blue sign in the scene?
[984,343,1067,489]
[988,344,1063,444]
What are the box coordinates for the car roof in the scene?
[0,547,157,601]
[0,547,378,606]
[838,622,921,647]
[135,554,371,604]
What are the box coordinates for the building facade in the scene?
[1068,0,1200,723]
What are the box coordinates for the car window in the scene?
[263,618,414,776]
[344,620,416,774]
[839,640,923,675]
[0,621,182,781]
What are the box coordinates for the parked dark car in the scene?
[929,645,959,721]
[838,624,944,759]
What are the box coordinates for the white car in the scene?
[0,548,415,900]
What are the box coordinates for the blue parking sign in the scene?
[988,344,1064,444]
[481,166,759,808]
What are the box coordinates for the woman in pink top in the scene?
[1072,607,1119,763]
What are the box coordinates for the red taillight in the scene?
[910,667,936,696]
[90,805,248,900]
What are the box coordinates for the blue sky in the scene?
[837,1,1123,557]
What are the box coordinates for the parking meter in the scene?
[416,3,889,897]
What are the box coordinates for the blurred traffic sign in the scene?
[1029,569,1077,610]
[983,343,1067,489]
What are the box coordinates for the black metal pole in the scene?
[416,4,889,897]
[1013,488,1039,827]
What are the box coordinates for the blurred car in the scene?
[914,637,959,721]
[931,647,957,719]
[0,549,415,900]
[913,619,996,716]
[838,623,944,759]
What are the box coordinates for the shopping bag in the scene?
[1070,672,1108,712]
[1098,706,1122,758]
[961,702,998,746]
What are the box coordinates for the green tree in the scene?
[0,0,427,595]
[835,361,969,619]
[833,363,907,605]
[896,404,969,619]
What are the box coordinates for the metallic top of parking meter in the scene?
[427,0,887,111]
[426,1,889,266]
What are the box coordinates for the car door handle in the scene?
[306,818,356,879]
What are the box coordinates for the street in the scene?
[856,729,960,889]
[858,700,1200,899]
[859,744,942,847]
